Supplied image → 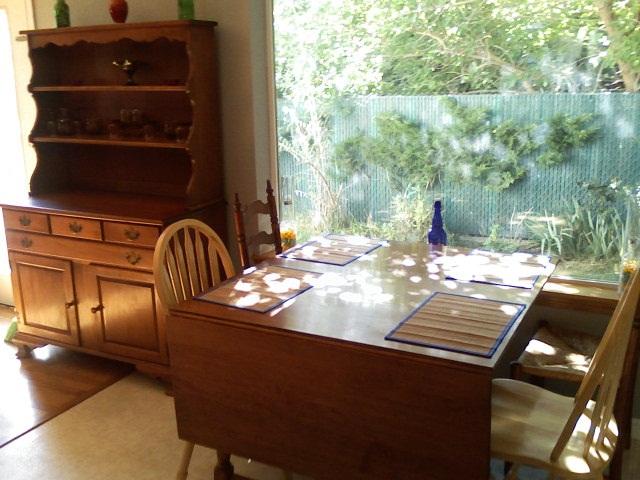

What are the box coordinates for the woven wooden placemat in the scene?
[282,234,382,266]
[386,292,525,357]
[197,265,320,313]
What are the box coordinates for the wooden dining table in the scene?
[167,239,557,480]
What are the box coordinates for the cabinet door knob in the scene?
[125,251,142,265]
[19,215,31,226]
[124,228,140,240]
[65,300,76,309]
[91,304,104,314]
[20,237,33,248]
[69,221,83,233]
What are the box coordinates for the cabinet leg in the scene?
[15,343,34,358]
[15,342,45,359]
[11,332,48,359]
[214,452,234,480]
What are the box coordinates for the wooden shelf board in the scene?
[30,85,187,92]
[20,20,217,37]
[0,191,195,225]
[31,135,187,149]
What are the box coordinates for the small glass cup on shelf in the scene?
[175,124,191,143]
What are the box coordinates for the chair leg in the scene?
[214,451,235,480]
[176,441,195,480]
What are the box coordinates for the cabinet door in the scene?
[9,252,80,345]
[84,265,167,364]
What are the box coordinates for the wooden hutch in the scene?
[0,21,224,376]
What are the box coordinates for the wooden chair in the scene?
[510,302,640,478]
[153,219,235,480]
[492,267,640,479]
[234,180,283,270]
[153,219,292,480]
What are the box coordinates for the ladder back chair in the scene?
[153,219,235,480]
[492,267,640,480]
[234,180,283,270]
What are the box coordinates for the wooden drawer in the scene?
[50,215,102,241]
[3,209,49,233]
[6,231,153,271]
[103,221,160,247]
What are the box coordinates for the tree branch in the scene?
[418,29,537,92]
[596,0,639,91]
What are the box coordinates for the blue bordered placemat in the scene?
[436,250,553,290]
[444,274,540,290]
[281,234,383,266]
[385,292,526,358]
[196,265,320,313]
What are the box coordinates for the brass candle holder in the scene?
[112,59,139,86]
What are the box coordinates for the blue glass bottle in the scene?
[428,200,447,247]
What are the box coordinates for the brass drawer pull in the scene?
[91,304,104,314]
[125,251,142,265]
[19,215,31,226]
[20,237,33,248]
[69,221,83,233]
[65,300,76,309]
[124,228,140,240]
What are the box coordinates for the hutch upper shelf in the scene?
[20,20,222,209]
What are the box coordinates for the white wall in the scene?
[0,0,35,305]
[31,0,275,260]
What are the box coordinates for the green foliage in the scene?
[335,99,599,195]
[526,180,626,260]
[442,98,532,191]
[275,0,639,96]
[333,134,370,180]
[482,209,534,253]
[536,114,599,167]
[346,188,433,241]
[360,113,442,191]
[483,224,520,253]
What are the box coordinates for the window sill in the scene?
[538,277,618,314]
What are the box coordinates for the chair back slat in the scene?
[234,180,283,269]
[173,230,191,299]
[194,231,208,293]
[248,231,276,250]
[245,200,270,217]
[208,240,222,285]
[550,267,640,462]
[153,219,235,308]
[165,242,185,304]
[182,226,199,295]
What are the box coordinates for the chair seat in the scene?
[516,324,600,381]
[491,378,617,478]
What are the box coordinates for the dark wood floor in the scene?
[0,305,132,447]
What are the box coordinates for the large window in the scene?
[272,0,640,282]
